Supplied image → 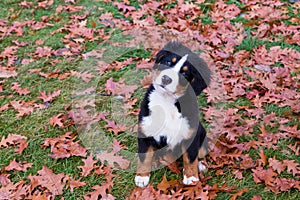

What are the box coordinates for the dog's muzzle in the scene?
[161,75,172,86]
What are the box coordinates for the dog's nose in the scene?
[161,75,172,85]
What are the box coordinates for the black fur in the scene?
[155,41,211,96]
[137,42,210,181]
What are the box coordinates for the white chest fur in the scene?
[141,90,191,149]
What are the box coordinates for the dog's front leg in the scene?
[135,138,154,188]
[182,146,199,185]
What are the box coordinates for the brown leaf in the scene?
[42,132,87,159]
[111,138,126,154]
[14,139,28,154]
[127,186,156,200]
[157,173,180,193]
[28,166,65,196]
[5,158,32,172]
[0,69,18,78]
[65,176,86,192]
[114,2,136,13]
[252,167,277,186]
[49,113,66,128]
[136,58,152,70]
[84,174,115,200]
[33,46,52,58]
[77,154,98,177]
[251,196,262,200]
[10,100,34,118]
[37,90,61,103]
[105,78,138,100]
[11,82,30,95]
[104,119,127,135]
[230,188,249,200]
[268,157,285,174]
[96,150,130,169]
[0,134,27,148]
[258,149,267,167]
[283,160,300,176]
[71,70,95,83]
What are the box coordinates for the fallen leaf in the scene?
[5,158,32,172]
[11,82,30,95]
[0,69,17,78]
[65,176,86,192]
[268,157,285,174]
[157,173,180,193]
[42,132,87,159]
[283,160,300,176]
[37,90,61,103]
[230,188,249,200]
[0,134,27,148]
[77,154,98,177]
[49,113,66,128]
[28,166,65,196]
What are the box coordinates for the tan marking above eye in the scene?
[172,57,177,63]
[183,66,188,71]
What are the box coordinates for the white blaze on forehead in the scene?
[174,54,188,72]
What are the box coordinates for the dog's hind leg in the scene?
[198,136,208,172]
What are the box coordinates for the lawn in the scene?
[0,0,299,199]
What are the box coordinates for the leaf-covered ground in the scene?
[0,0,299,199]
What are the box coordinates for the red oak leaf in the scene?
[96,151,130,169]
[230,188,249,200]
[5,158,32,172]
[157,173,180,193]
[77,154,98,177]
[49,113,66,128]
[0,69,18,78]
[71,70,95,83]
[283,160,300,176]
[252,167,277,186]
[113,2,136,13]
[104,119,127,135]
[268,157,285,175]
[111,138,126,153]
[105,78,138,100]
[67,176,86,193]
[258,149,267,167]
[96,142,130,170]
[11,82,30,95]
[42,132,87,159]
[10,100,34,118]
[33,46,52,58]
[37,90,61,103]
[0,134,27,148]
[14,139,28,154]
[28,166,65,196]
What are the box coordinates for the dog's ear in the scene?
[189,64,210,96]
[155,50,168,64]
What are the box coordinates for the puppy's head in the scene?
[153,55,189,98]
[155,42,211,96]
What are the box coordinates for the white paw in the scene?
[183,175,199,185]
[198,161,206,172]
[135,175,150,188]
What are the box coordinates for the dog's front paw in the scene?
[198,161,206,172]
[135,175,150,188]
[183,175,199,185]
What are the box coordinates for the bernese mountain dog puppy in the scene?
[135,42,211,188]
